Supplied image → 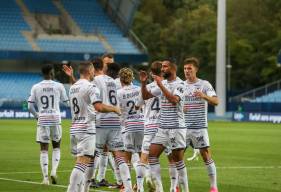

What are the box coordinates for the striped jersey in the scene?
[93,75,120,129]
[138,81,161,135]
[150,77,186,129]
[183,79,216,129]
[115,78,122,90]
[28,80,68,126]
[117,84,144,133]
[69,79,102,135]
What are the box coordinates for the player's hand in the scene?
[151,74,162,86]
[194,90,205,99]
[114,107,122,116]
[62,65,74,77]
[139,70,148,83]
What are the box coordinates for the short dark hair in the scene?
[184,57,200,69]
[163,59,177,71]
[41,64,53,76]
[79,62,93,75]
[107,62,121,79]
[91,57,103,71]
[102,53,114,59]
[150,61,162,75]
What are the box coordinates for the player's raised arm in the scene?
[139,70,154,100]
[62,65,76,84]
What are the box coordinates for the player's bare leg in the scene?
[200,147,218,192]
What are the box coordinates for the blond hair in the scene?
[119,68,134,85]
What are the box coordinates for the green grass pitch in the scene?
[0,119,280,192]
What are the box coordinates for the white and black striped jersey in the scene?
[69,79,102,135]
[138,81,161,135]
[150,77,186,129]
[183,79,216,129]
[93,75,120,129]
[28,80,68,126]
[117,84,144,133]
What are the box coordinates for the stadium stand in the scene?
[36,39,106,53]
[0,0,146,61]
[0,72,41,100]
[61,0,140,54]
[254,90,281,103]
[23,0,59,15]
[0,1,32,51]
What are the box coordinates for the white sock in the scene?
[97,152,108,182]
[169,163,178,192]
[115,157,132,191]
[205,159,217,189]
[131,153,140,173]
[40,151,48,180]
[84,159,95,192]
[176,160,189,192]
[92,151,100,180]
[149,157,163,192]
[144,164,151,178]
[67,163,87,192]
[109,154,122,185]
[51,148,60,176]
[136,162,145,191]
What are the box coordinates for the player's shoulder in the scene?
[32,81,41,89]
[176,77,184,83]
[53,81,65,89]
[117,87,125,97]
[146,81,154,89]
[132,84,141,90]
[199,79,212,87]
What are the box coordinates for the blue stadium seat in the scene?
[61,0,141,54]
[23,0,59,15]
[0,1,32,51]
[0,73,42,100]
[36,39,106,53]
[253,90,281,103]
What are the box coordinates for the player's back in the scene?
[142,81,161,125]
[69,79,101,135]
[139,81,161,135]
[93,75,120,129]
[117,84,144,133]
[29,80,67,126]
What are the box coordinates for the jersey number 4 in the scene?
[151,97,160,111]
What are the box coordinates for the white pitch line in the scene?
[0,177,110,192]
[0,166,280,175]
[0,170,71,175]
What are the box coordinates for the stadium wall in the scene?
[233,112,281,123]
[0,107,71,119]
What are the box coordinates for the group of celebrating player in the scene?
[28,54,219,192]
